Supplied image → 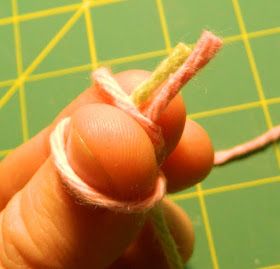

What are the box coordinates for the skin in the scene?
[0,70,213,268]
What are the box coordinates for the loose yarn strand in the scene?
[214,125,280,165]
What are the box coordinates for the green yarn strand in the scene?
[131,43,191,106]
[150,204,184,269]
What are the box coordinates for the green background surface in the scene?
[1,0,280,268]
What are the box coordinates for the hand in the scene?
[0,70,213,269]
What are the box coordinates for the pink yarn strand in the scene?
[214,125,280,165]
[145,31,223,122]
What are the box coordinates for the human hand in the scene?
[0,70,213,269]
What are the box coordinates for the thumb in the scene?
[0,104,159,268]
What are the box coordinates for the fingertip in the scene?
[66,103,159,201]
[162,119,214,193]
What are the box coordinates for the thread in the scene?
[214,125,280,165]
[131,43,191,106]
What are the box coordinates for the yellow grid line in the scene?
[0,16,14,26]
[12,0,29,142]
[0,0,124,26]
[267,97,280,106]
[101,49,167,66]
[196,184,220,269]
[83,0,98,70]
[0,4,86,110]
[168,191,198,201]
[0,8,277,40]
[28,64,92,82]
[223,33,242,44]
[204,175,280,197]
[248,26,280,40]
[232,0,280,167]
[0,49,167,87]
[0,4,80,26]
[0,79,15,88]
[156,0,172,53]
[189,100,261,120]
[259,264,280,269]
[170,175,280,202]
[155,1,219,268]
[23,49,167,82]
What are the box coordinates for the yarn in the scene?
[50,30,222,268]
[131,43,191,106]
[214,125,280,165]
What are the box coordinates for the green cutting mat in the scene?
[1,0,280,268]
